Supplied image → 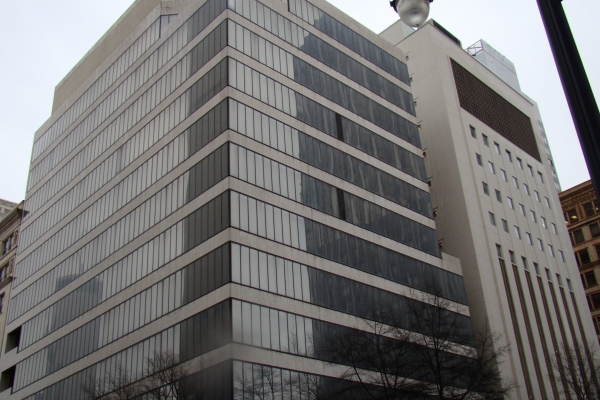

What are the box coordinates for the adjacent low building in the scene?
[559,180,600,344]
[0,202,24,361]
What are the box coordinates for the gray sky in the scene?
[0,0,598,203]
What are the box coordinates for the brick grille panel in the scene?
[451,59,541,161]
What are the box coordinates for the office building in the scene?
[381,19,598,399]
[0,201,24,362]
[0,0,471,398]
[559,180,600,344]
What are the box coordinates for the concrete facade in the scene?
[381,19,598,400]
[0,1,472,398]
[559,180,600,344]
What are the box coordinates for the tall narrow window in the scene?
[530,211,537,223]
[517,157,523,169]
[489,212,497,226]
[515,226,521,239]
[526,232,532,245]
[534,190,540,202]
[509,251,516,264]
[496,190,502,203]
[502,219,509,232]
[519,204,525,216]
[508,197,514,209]
[489,161,495,174]
[537,238,544,251]
[500,169,507,181]
[548,245,555,257]
[513,177,519,188]
[476,153,483,166]
[494,142,501,154]
[545,197,551,208]
[523,183,530,195]
[506,150,513,162]
[483,182,489,195]
[482,134,489,146]
[551,223,557,234]
[527,165,533,176]
[470,125,477,138]
[541,217,547,228]
[538,171,544,183]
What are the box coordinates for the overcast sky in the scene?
[0,0,598,203]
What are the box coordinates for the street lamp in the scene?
[389,0,433,28]
[389,0,600,196]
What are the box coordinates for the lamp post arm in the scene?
[536,0,600,196]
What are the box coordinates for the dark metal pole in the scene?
[536,0,600,195]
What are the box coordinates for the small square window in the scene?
[538,171,544,183]
[517,157,523,169]
[494,142,501,154]
[590,222,600,238]
[523,183,530,195]
[572,229,585,244]
[495,190,502,203]
[514,226,521,239]
[482,134,489,146]
[506,150,512,162]
[470,125,477,138]
[583,202,596,218]
[500,169,507,181]
[577,249,591,266]
[519,204,525,216]
[483,182,489,195]
[513,177,519,188]
[534,191,540,202]
[527,165,533,176]
[551,223,557,234]
[489,212,496,226]
[489,161,495,174]
[565,209,579,224]
[502,219,509,232]
[476,153,483,166]
[582,271,598,288]
[526,232,533,245]
[507,197,514,209]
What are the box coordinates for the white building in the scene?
[381,18,597,399]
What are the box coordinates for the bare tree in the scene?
[324,311,429,400]
[551,341,600,400]
[83,364,142,400]
[141,351,206,400]
[406,288,513,399]
[323,287,513,399]
[233,361,332,400]
[83,352,206,400]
